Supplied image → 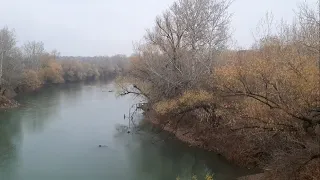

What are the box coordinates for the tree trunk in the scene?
[0,51,3,86]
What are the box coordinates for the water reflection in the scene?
[0,110,22,180]
[0,82,249,180]
[18,88,62,133]
[114,126,247,180]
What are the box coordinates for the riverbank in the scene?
[144,110,263,168]
[0,96,19,109]
[142,107,319,180]
[0,78,115,109]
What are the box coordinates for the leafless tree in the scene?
[51,49,60,60]
[0,27,17,86]
[131,0,232,101]
[22,41,45,70]
[297,0,320,123]
[297,0,320,54]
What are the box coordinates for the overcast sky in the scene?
[0,0,317,56]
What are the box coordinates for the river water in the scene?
[0,82,249,180]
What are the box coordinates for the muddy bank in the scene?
[143,108,320,179]
[0,96,19,109]
[143,110,266,178]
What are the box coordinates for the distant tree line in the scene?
[0,28,128,100]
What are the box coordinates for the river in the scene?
[0,82,249,180]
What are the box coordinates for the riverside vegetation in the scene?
[1,0,319,179]
[118,0,320,179]
[0,29,128,108]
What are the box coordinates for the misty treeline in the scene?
[119,0,320,179]
[0,28,128,98]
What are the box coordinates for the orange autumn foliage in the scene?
[39,59,64,84]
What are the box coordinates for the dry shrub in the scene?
[40,59,64,84]
[154,90,213,115]
[299,159,320,180]
[20,70,42,91]
[215,36,319,134]
[0,95,19,108]
[61,60,101,82]
[83,63,100,80]
[263,145,320,180]
[212,37,320,178]
[154,99,179,115]
[120,1,319,179]
[213,7,320,178]
[62,60,85,82]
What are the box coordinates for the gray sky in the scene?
[0,0,317,56]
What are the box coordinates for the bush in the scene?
[121,0,320,179]
[154,90,213,115]
[20,70,42,91]
[40,59,64,84]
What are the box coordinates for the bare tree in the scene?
[297,0,320,123]
[0,27,17,86]
[51,49,60,60]
[3,47,23,88]
[297,0,320,54]
[131,0,232,101]
[22,41,45,70]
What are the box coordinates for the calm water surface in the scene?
[0,82,249,180]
